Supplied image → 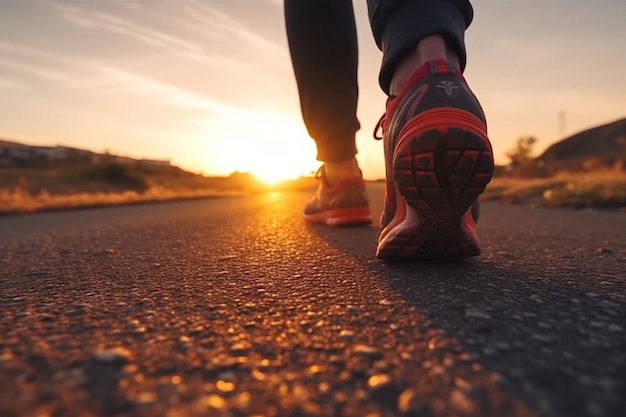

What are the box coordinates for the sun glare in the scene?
[254,169,292,185]
[247,145,317,185]
[205,111,319,183]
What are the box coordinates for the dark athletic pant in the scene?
[284,0,473,162]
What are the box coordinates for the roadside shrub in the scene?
[543,183,626,209]
[84,163,149,192]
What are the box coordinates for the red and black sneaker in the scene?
[303,166,373,227]
[375,59,494,260]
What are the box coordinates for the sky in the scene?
[1,0,625,182]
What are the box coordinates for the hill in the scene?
[537,117,626,170]
[0,138,171,170]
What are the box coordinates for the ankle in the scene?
[390,35,460,95]
[324,158,361,186]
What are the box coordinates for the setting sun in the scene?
[202,111,319,182]
[253,168,295,185]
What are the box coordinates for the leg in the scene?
[391,35,460,95]
[284,0,362,183]
[367,0,473,93]
[368,0,495,259]
[285,0,372,226]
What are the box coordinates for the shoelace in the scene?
[373,114,385,140]
[373,95,395,141]
[314,165,364,185]
[314,165,325,179]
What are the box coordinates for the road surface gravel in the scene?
[1,183,624,417]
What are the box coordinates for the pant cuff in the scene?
[375,0,471,94]
[315,134,358,162]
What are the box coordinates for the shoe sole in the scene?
[377,108,494,260]
[304,207,373,227]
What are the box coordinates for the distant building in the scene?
[111,155,137,165]
[31,146,66,161]
[139,159,171,167]
[0,140,30,166]
[0,138,171,169]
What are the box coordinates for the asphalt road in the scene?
[1,183,624,417]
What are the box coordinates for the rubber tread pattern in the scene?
[377,127,494,259]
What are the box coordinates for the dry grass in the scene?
[484,170,626,209]
[0,164,321,215]
[0,184,245,215]
[0,164,253,215]
[3,165,625,215]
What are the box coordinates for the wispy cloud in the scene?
[0,77,23,90]
[93,65,239,115]
[0,56,77,86]
[52,2,208,62]
[0,39,237,111]
[179,0,289,68]
[0,40,109,89]
[49,1,260,78]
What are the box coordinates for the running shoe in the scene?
[375,59,494,260]
[303,166,373,226]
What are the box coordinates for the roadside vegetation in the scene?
[0,163,258,215]
[484,170,626,209]
[1,135,625,215]
[484,136,626,210]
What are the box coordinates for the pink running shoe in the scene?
[375,60,494,260]
[303,166,373,227]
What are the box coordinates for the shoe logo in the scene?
[329,193,348,208]
[437,80,458,96]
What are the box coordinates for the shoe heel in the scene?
[393,111,493,217]
[383,115,494,259]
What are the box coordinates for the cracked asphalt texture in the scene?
[1,183,624,417]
